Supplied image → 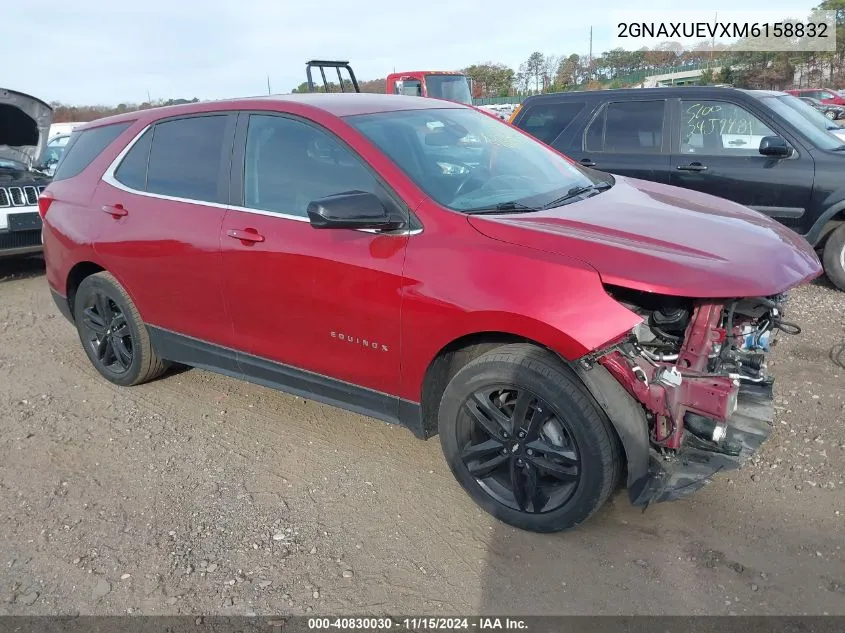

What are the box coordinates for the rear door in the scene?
[95,112,239,355]
[668,97,814,227]
[567,98,672,183]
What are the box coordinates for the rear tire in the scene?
[825,110,837,120]
[822,223,845,291]
[437,343,620,533]
[73,272,168,386]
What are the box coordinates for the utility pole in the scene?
[589,26,593,81]
[267,75,271,95]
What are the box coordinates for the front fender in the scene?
[806,192,845,246]
[573,362,651,500]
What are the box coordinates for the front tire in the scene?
[826,110,837,120]
[437,344,621,533]
[822,223,845,291]
[73,272,168,386]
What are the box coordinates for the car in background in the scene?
[797,96,845,120]
[509,87,845,291]
[48,122,84,139]
[39,133,71,176]
[40,93,820,533]
[785,87,845,106]
[0,88,53,258]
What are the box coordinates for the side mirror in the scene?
[307,190,402,230]
[759,135,791,157]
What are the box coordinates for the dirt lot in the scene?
[0,255,843,616]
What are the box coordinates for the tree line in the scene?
[49,0,843,121]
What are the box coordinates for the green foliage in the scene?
[462,62,515,97]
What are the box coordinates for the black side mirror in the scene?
[759,135,791,157]
[307,190,403,230]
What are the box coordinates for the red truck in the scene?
[306,60,473,105]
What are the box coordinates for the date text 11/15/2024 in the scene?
[304,616,529,630]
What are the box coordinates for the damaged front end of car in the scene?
[577,285,801,508]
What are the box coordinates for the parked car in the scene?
[785,87,845,106]
[0,88,53,258]
[39,133,71,176]
[797,96,845,120]
[40,94,821,533]
[509,87,845,291]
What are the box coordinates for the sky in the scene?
[6,0,823,105]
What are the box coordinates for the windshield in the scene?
[424,75,473,105]
[346,107,604,213]
[764,95,843,149]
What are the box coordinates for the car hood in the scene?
[0,88,53,168]
[467,175,822,298]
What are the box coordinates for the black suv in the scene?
[509,87,845,290]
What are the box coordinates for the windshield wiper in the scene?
[541,182,611,209]
[465,201,540,214]
[830,144,845,151]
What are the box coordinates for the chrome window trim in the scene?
[101,122,422,236]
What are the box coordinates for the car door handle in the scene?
[676,163,708,172]
[579,158,596,167]
[227,228,265,243]
[101,204,128,217]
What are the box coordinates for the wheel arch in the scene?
[65,260,107,321]
[416,329,648,493]
[805,198,845,247]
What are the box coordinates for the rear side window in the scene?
[52,122,132,181]
[517,101,586,144]
[584,100,666,154]
[114,128,153,191]
[145,115,228,203]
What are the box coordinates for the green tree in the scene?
[462,62,515,97]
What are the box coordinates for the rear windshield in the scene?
[52,122,132,181]
[761,95,842,150]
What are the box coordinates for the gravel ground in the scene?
[0,255,843,616]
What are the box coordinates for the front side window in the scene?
[145,115,228,203]
[424,75,473,105]
[678,100,775,156]
[243,114,379,218]
[584,100,665,154]
[764,95,842,150]
[346,107,602,213]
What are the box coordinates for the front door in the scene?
[669,98,814,229]
[220,112,409,420]
[569,98,672,183]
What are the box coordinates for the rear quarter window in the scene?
[51,122,132,182]
[517,101,586,145]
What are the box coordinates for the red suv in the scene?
[40,94,822,533]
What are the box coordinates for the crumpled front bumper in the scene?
[630,381,774,506]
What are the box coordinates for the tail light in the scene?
[37,190,55,219]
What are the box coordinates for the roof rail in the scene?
[305,60,360,93]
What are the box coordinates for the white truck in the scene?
[0,88,53,257]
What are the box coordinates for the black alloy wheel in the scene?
[73,272,168,386]
[438,344,621,533]
[80,291,133,374]
[459,385,580,514]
